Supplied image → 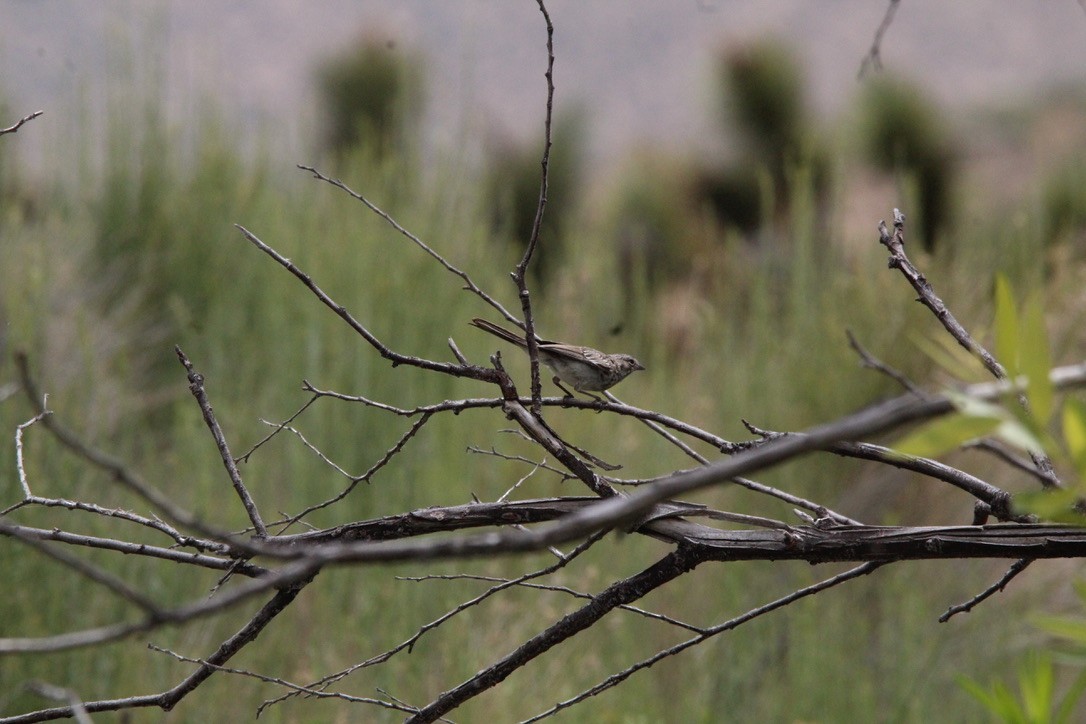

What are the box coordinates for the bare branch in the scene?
[295,165,519,324]
[878,211,1005,378]
[14,353,220,536]
[966,439,1063,488]
[0,520,161,613]
[149,645,416,715]
[0,521,264,575]
[846,328,925,396]
[524,561,884,722]
[877,210,1061,486]
[235,225,503,387]
[406,546,700,723]
[858,0,901,78]
[5,576,312,722]
[176,346,267,538]
[0,110,43,136]
[939,557,1033,622]
[828,441,1019,521]
[276,412,433,526]
[236,394,319,463]
[258,531,609,715]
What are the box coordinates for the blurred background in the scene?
[3,1,1086,721]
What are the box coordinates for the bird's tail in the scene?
[469,318,533,348]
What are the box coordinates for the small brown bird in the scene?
[470,317,645,395]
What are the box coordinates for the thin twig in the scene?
[235,225,502,387]
[276,413,434,528]
[258,531,608,715]
[512,0,557,413]
[965,439,1062,488]
[523,562,884,722]
[846,328,925,396]
[939,558,1033,622]
[497,458,546,502]
[176,347,267,538]
[466,446,574,481]
[236,394,319,463]
[399,572,705,633]
[14,405,51,496]
[0,110,43,136]
[14,352,225,538]
[857,0,900,78]
[878,210,1061,487]
[879,211,1004,378]
[148,645,416,715]
[296,165,518,325]
[406,546,700,723]
[0,522,263,575]
[0,519,161,613]
[730,476,862,526]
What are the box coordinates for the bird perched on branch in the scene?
[470,317,644,396]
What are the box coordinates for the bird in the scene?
[469,317,644,396]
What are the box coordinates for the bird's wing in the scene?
[542,344,611,371]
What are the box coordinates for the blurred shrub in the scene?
[1043,160,1086,247]
[719,41,806,185]
[90,110,271,400]
[690,163,763,237]
[857,76,956,253]
[316,34,423,160]
[485,110,585,285]
[608,153,699,306]
[701,40,831,237]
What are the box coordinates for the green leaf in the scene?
[958,675,1028,721]
[1018,652,1055,723]
[911,332,987,381]
[895,414,1000,458]
[1056,668,1086,724]
[1064,399,1086,482]
[1015,489,1082,523]
[1073,579,1086,606]
[994,274,1021,377]
[945,391,1048,455]
[1033,614,1086,647]
[994,415,1048,457]
[1021,296,1054,424]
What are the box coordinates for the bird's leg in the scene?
[552,376,577,399]
[552,376,604,404]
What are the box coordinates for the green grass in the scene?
[2,78,1084,723]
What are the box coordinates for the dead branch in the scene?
[858,0,901,78]
[0,110,43,136]
[176,346,267,537]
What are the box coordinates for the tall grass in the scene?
[1,77,1082,723]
